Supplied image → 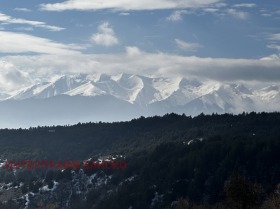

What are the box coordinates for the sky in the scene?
[0,0,280,92]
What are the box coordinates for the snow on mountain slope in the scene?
[159,78,204,106]
[115,74,144,103]
[94,73,144,103]
[254,85,280,111]
[65,74,144,103]
[151,77,182,101]
[4,73,280,119]
[10,82,53,100]
[9,75,87,100]
[7,74,204,104]
[8,73,183,105]
[190,83,256,113]
[66,81,106,97]
[256,85,280,101]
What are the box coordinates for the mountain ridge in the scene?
[0,73,280,128]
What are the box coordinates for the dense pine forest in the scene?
[0,112,280,209]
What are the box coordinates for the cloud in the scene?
[0,61,31,91]
[175,39,202,51]
[267,44,280,51]
[0,31,82,55]
[90,22,119,47]
[260,10,280,17]
[214,3,227,8]
[261,13,272,17]
[0,12,64,31]
[119,12,130,16]
[233,3,256,8]
[14,8,32,12]
[267,33,280,41]
[3,49,280,86]
[226,9,248,19]
[40,0,221,11]
[15,27,34,31]
[203,8,219,13]
[166,10,189,21]
[265,33,280,51]
[260,54,280,61]
[260,9,273,17]
[125,46,142,56]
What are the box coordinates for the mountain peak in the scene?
[98,74,111,82]
[2,73,280,119]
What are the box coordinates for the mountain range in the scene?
[0,73,279,128]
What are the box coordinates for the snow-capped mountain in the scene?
[9,75,88,100]
[0,73,280,128]
[8,73,185,104]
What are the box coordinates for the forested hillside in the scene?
[0,112,280,208]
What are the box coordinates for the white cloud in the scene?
[3,48,280,86]
[40,0,221,11]
[261,13,272,17]
[214,3,227,8]
[0,12,64,31]
[233,3,256,8]
[260,54,280,61]
[119,12,130,16]
[125,46,142,56]
[265,34,280,51]
[267,44,280,51]
[0,31,82,55]
[267,33,280,41]
[90,22,119,47]
[14,8,32,12]
[226,9,248,19]
[203,8,219,13]
[166,10,188,21]
[175,39,202,51]
[0,61,31,91]
[260,9,273,17]
[16,27,34,31]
